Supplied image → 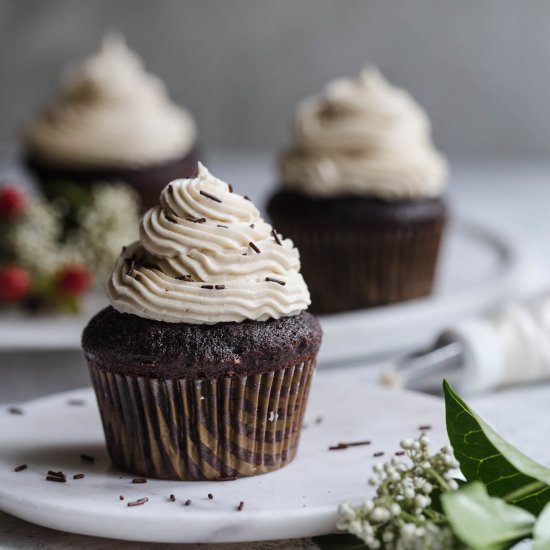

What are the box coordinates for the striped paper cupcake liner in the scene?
[274,218,445,314]
[88,358,316,480]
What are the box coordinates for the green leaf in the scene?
[442,481,534,549]
[444,380,550,514]
[534,502,550,549]
[312,534,368,550]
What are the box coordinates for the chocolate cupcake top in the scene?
[23,35,196,168]
[279,68,447,200]
[108,163,311,324]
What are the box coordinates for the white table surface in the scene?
[2,152,550,548]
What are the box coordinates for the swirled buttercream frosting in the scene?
[24,34,196,168]
[108,163,311,323]
[279,68,448,200]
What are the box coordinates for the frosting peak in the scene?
[24,34,196,168]
[108,163,311,324]
[279,67,448,200]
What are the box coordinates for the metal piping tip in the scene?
[380,340,465,391]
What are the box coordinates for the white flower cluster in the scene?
[68,183,139,280]
[337,436,462,549]
[9,182,139,283]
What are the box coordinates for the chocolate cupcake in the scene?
[82,163,321,480]
[268,68,448,314]
[23,35,198,210]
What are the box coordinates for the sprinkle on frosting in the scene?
[279,67,448,200]
[24,34,196,168]
[108,163,311,324]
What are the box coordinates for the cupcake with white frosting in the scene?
[23,35,198,210]
[268,68,448,313]
[82,164,322,480]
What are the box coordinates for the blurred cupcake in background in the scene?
[268,68,448,314]
[22,34,198,210]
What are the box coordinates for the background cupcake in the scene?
[23,34,198,210]
[82,163,321,480]
[268,68,448,314]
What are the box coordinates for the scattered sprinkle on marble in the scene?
[46,475,66,483]
[395,451,405,456]
[14,464,27,472]
[185,499,192,506]
[8,407,23,415]
[67,399,85,406]
[127,497,148,507]
[169,494,176,502]
[329,439,371,451]
[208,493,214,500]
[132,478,147,484]
[237,501,245,511]
[315,416,324,424]
[73,473,85,480]
[373,451,385,457]
[48,470,64,477]
[80,454,95,462]
[119,495,125,501]
[418,425,432,431]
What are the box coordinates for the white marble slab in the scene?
[0,377,446,544]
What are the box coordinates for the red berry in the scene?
[0,186,26,219]
[57,264,92,297]
[0,265,31,302]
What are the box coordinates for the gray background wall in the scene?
[0,0,549,156]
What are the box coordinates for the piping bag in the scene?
[381,291,550,394]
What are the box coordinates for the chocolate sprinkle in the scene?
[249,242,261,254]
[215,285,225,290]
[208,493,214,500]
[250,224,255,229]
[176,275,194,282]
[217,224,228,229]
[265,277,285,286]
[237,501,245,511]
[169,494,176,502]
[271,228,282,245]
[187,217,206,224]
[244,195,251,201]
[46,475,66,483]
[315,416,324,424]
[14,464,27,472]
[119,495,125,501]
[200,190,222,203]
[134,273,142,282]
[373,451,385,457]
[80,454,95,462]
[127,497,148,507]
[132,478,147,484]
[227,183,234,193]
[329,439,371,451]
[8,407,23,415]
[48,470,64,477]
[418,425,432,431]
[73,473,85,480]
[185,499,192,506]
[168,184,174,194]
[201,284,214,289]
[67,399,85,406]
[395,451,406,456]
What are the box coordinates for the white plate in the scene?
[0,376,446,544]
[0,220,518,366]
